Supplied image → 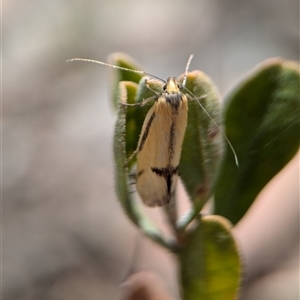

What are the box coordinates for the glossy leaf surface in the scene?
[214,58,300,224]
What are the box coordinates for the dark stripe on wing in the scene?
[138,111,156,152]
[151,165,178,194]
[169,121,175,161]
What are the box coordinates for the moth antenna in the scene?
[67,56,239,166]
[66,58,166,83]
[182,54,194,87]
[183,87,239,167]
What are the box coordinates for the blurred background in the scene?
[3,0,299,299]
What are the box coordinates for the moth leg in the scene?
[125,147,139,168]
[186,93,206,102]
[140,96,156,106]
[145,78,161,97]
[127,149,138,163]
[119,95,156,107]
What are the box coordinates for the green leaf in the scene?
[214,58,300,224]
[113,81,138,222]
[178,71,223,228]
[108,52,145,108]
[180,215,241,300]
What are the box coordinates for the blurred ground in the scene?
[2,0,299,299]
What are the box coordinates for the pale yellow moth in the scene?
[67,56,238,207]
[135,77,188,206]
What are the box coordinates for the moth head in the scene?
[163,77,183,94]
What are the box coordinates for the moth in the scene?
[67,56,238,207]
[135,77,188,206]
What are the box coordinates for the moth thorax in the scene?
[165,93,184,110]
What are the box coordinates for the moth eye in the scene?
[177,83,183,90]
[163,84,167,90]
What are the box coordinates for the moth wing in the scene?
[136,101,173,206]
[136,97,188,206]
